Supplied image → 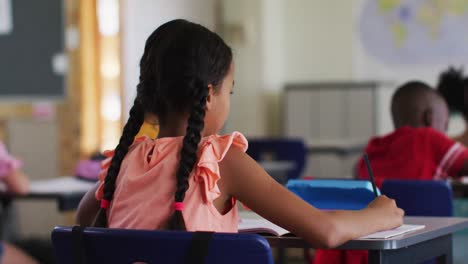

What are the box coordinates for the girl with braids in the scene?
[437,67,468,146]
[77,19,403,248]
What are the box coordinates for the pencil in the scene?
[364,153,379,197]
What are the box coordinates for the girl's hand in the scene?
[366,195,405,230]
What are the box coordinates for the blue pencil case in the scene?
[286,179,380,210]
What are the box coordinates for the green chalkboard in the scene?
[0,0,64,100]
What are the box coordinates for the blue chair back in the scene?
[287,179,378,210]
[52,226,274,264]
[247,138,307,181]
[381,179,453,217]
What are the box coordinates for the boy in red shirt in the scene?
[314,81,468,264]
[357,81,468,185]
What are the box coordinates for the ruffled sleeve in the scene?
[95,149,115,200]
[95,136,147,200]
[0,142,22,178]
[195,131,248,203]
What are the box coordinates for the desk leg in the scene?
[368,234,452,264]
[436,234,453,264]
[0,198,13,240]
[276,248,286,264]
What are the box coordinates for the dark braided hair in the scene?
[93,97,144,227]
[437,67,468,121]
[168,81,209,230]
[93,19,232,229]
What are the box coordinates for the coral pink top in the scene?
[96,132,248,232]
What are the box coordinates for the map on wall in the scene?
[358,0,468,65]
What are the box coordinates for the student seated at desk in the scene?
[75,19,404,253]
[314,81,468,264]
[0,141,37,264]
[356,81,468,184]
[437,67,468,146]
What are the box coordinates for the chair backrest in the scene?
[247,138,307,181]
[287,179,378,210]
[52,226,273,264]
[381,179,453,216]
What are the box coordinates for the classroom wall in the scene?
[120,1,464,137]
[225,0,464,137]
[221,0,266,136]
[222,0,357,136]
[283,1,354,82]
[119,1,364,137]
[120,0,217,120]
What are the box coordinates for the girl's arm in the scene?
[3,170,29,195]
[219,147,404,248]
[76,182,100,226]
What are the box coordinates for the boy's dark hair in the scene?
[391,81,435,128]
[93,19,233,230]
[437,67,468,121]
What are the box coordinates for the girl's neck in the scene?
[157,113,217,139]
[157,123,188,139]
[157,113,189,139]
[157,115,212,139]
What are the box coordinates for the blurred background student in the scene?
[437,67,468,146]
[0,142,38,264]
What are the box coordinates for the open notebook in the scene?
[238,218,425,239]
[238,218,290,237]
[358,224,425,239]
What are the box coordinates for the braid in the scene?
[93,96,144,227]
[168,81,209,230]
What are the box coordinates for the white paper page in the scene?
[359,224,425,239]
[29,177,96,194]
[238,218,290,236]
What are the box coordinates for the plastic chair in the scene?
[381,179,453,217]
[287,179,378,263]
[287,179,378,210]
[52,226,274,264]
[247,138,307,182]
[381,180,453,264]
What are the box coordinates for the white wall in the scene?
[221,0,266,136]
[121,1,464,137]
[283,1,354,82]
[121,0,217,119]
[221,0,357,137]
[225,0,464,137]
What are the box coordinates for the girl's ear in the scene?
[205,84,215,111]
